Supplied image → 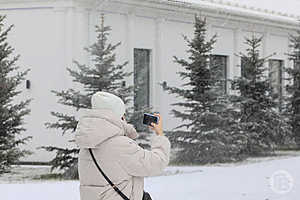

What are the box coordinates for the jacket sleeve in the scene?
[117,135,171,177]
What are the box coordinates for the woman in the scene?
[75,91,171,200]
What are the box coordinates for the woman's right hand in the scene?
[149,113,164,136]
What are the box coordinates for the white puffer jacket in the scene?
[75,108,171,200]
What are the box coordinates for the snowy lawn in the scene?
[0,156,299,200]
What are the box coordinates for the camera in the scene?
[143,113,159,126]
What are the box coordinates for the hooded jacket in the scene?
[75,108,171,200]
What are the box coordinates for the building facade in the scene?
[0,0,298,162]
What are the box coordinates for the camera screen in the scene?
[143,114,159,125]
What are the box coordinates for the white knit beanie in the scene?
[91,92,125,119]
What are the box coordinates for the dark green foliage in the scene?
[0,15,31,174]
[163,16,293,165]
[41,15,135,178]
[231,35,292,155]
[163,16,244,164]
[285,31,300,148]
[34,173,64,180]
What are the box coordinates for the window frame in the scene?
[211,54,229,95]
[133,48,151,112]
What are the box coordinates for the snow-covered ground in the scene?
[0,155,299,200]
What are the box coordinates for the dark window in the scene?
[241,57,246,79]
[241,57,261,79]
[269,59,283,98]
[211,55,228,94]
[269,59,283,110]
[134,48,151,112]
[294,60,300,89]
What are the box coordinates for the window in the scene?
[240,57,254,80]
[134,48,151,111]
[269,59,283,99]
[241,57,246,79]
[293,60,300,89]
[211,55,228,94]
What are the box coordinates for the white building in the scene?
[0,0,299,162]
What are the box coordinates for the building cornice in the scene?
[0,0,97,10]
[170,0,300,20]
[0,0,299,31]
[107,0,299,31]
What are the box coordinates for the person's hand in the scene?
[149,113,163,136]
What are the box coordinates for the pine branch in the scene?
[46,112,78,134]
[39,146,79,171]
[0,15,31,173]
[44,14,144,176]
[52,89,90,110]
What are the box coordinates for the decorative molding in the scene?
[167,0,300,20]
[1,0,299,30]
[107,0,299,31]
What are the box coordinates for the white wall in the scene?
[2,7,79,162]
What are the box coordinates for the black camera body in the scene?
[143,113,159,126]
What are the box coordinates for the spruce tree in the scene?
[163,16,245,164]
[231,35,291,155]
[286,31,300,148]
[0,15,31,174]
[42,15,135,178]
